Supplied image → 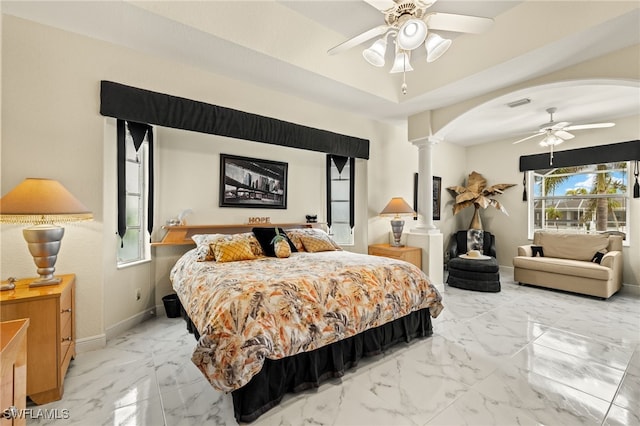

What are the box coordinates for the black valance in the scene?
[519,140,640,171]
[100,81,370,159]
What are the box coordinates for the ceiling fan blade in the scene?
[548,121,570,130]
[328,25,391,55]
[425,12,493,34]
[555,130,575,140]
[363,0,439,13]
[563,122,615,131]
[512,132,543,145]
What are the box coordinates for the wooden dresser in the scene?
[1,319,29,426]
[0,274,75,405]
[368,244,422,269]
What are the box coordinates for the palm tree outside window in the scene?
[530,162,629,238]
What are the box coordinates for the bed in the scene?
[169,227,443,422]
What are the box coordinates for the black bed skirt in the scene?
[183,309,433,423]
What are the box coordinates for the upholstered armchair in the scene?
[448,230,497,260]
[447,230,500,292]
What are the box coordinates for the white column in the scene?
[408,137,443,285]
[411,137,440,233]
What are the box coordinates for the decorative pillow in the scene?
[251,227,297,257]
[285,231,306,252]
[299,233,337,253]
[211,239,257,263]
[591,249,607,264]
[191,234,224,261]
[467,229,484,253]
[191,232,263,261]
[531,246,544,257]
[286,228,341,252]
[273,239,291,258]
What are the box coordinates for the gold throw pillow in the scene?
[211,239,257,262]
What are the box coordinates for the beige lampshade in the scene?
[380,197,415,216]
[0,178,93,224]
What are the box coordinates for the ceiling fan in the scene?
[327,0,493,94]
[512,107,615,165]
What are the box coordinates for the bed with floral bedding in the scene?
[170,228,443,422]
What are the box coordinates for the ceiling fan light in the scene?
[362,38,388,67]
[389,51,413,73]
[425,33,452,62]
[540,134,563,147]
[397,19,428,50]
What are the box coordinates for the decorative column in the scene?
[407,136,443,285]
[411,137,440,233]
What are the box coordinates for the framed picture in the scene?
[433,176,442,220]
[413,173,442,220]
[219,154,288,209]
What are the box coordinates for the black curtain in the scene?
[519,140,639,171]
[326,155,355,230]
[117,120,154,245]
[101,81,370,159]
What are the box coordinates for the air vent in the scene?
[507,98,531,108]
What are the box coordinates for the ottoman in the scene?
[447,256,501,292]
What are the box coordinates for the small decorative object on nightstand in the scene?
[368,244,422,269]
[0,178,92,287]
[379,197,416,247]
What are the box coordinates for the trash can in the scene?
[162,294,182,318]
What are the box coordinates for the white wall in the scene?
[1,14,412,343]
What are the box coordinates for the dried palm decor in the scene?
[447,171,515,230]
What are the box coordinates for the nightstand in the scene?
[0,274,75,404]
[368,244,422,269]
[1,319,29,426]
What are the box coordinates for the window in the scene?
[117,129,150,266]
[327,155,355,246]
[530,162,629,239]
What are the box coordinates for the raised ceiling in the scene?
[3,1,639,146]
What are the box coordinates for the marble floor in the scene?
[29,270,640,426]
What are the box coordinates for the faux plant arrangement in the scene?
[447,171,516,230]
[270,228,291,258]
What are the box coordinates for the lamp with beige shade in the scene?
[0,178,93,287]
[380,197,416,247]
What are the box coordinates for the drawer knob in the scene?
[61,308,72,313]
[61,336,72,342]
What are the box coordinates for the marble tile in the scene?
[160,379,236,426]
[604,404,640,426]
[509,343,625,402]
[430,362,610,426]
[534,327,635,371]
[626,346,640,376]
[613,371,640,413]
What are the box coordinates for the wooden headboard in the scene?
[152,223,324,246]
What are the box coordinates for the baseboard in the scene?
[499,265,514,274]
[76,334,106,353]
[621,283,640,297]
[105,308,157,342]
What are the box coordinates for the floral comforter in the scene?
[170,249,443,392]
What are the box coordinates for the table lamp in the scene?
[380,197,415,247]
[0,178,93,287]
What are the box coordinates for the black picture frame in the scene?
[413,173,442,220]
[219,154,288,209]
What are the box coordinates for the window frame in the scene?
[527,161,631,244]
[117,130,151,268]
[327,155,355,247]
